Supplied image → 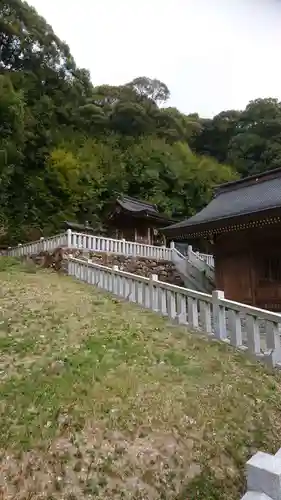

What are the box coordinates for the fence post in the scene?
[40,236,45,252]
[187,245,193,260]
[264,322,281,368]
[113,265,119,295]
[67,228,72,248]
[122,238,126,254]
[241,449,281,499]
[212,289,227,340]
[170,241,175,249]
[150,274,158,311]
[18,243,22,257]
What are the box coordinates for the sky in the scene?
[28,0,281,117]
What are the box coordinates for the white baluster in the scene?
[112,265,119,294]
[149,274,158,311]
[246,315,261,356]
[167,290,177,320]
[265,321,281,367]
[212,290,227,340]
[177,293,187,324]
[40,237,45,252]
[99,268,103,287]
[74,232,78,249]
[228,309,243,347]
[188,297,199,329]
[129,279,136,302]
[120,276,126,297]
[124,276,130,299]
[158,288,167,316]
[105,271,110,290]
[134,282,141,304]
[67,229,72,248]
[200,300,212,334]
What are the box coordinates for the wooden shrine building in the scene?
[107,196,174,245]
[163,167,281,311]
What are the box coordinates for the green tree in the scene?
[0,0,240,245]
[126,77,170,105]
[227,98,281,176]
[0,75,25,240]
[192,99,281,178]
[190,110,241,163]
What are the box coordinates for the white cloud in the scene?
[27,0,281,117]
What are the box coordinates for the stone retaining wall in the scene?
[25,248,184,286]
[88,252,184,286]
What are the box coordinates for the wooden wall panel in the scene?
[214,224,281,311]
[216,251,253,304]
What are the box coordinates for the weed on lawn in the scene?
[1,262,281,499]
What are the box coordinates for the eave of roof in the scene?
[162,208,281,239]
[162,167,281,237]
[109,196,174,224]
[64,221,95,232]
[117,196,158,214]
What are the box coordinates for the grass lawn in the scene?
[1,259,281,500]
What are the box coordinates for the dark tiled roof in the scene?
[163,167,281,235]
[115,196,174,224]
[117,196,158,214]
[64,221,95,232]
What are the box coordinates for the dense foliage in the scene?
[191,99,281,177]
[2,0,277,244]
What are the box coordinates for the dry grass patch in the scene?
[1,258,281,499]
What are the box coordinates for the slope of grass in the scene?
[1,259,281,499]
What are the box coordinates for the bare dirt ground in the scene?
[1,258,281,499]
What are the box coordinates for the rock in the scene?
[23,248,185,286]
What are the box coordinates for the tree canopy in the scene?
[3,0,277,245]
[191,98,281,177]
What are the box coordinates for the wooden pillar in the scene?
[148,227,151,245]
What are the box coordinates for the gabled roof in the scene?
[117,196,158,214]
[163,167,281,237]
[110,196,174,224]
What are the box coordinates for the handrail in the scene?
[68,257,281,368]
[69,231,173,261]
[6,233,67,257]
[6,230,215,270]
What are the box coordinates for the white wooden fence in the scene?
[6,230,174,260]
[6,230,214,270]
[68,257,281,369]
[7,233,67,257]
[67,231,174,260]
[174,242,215,269]
[197,252,215,268]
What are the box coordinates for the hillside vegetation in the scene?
[1,260,281,499]
[1,1,281,246]
[0,0,235,244]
